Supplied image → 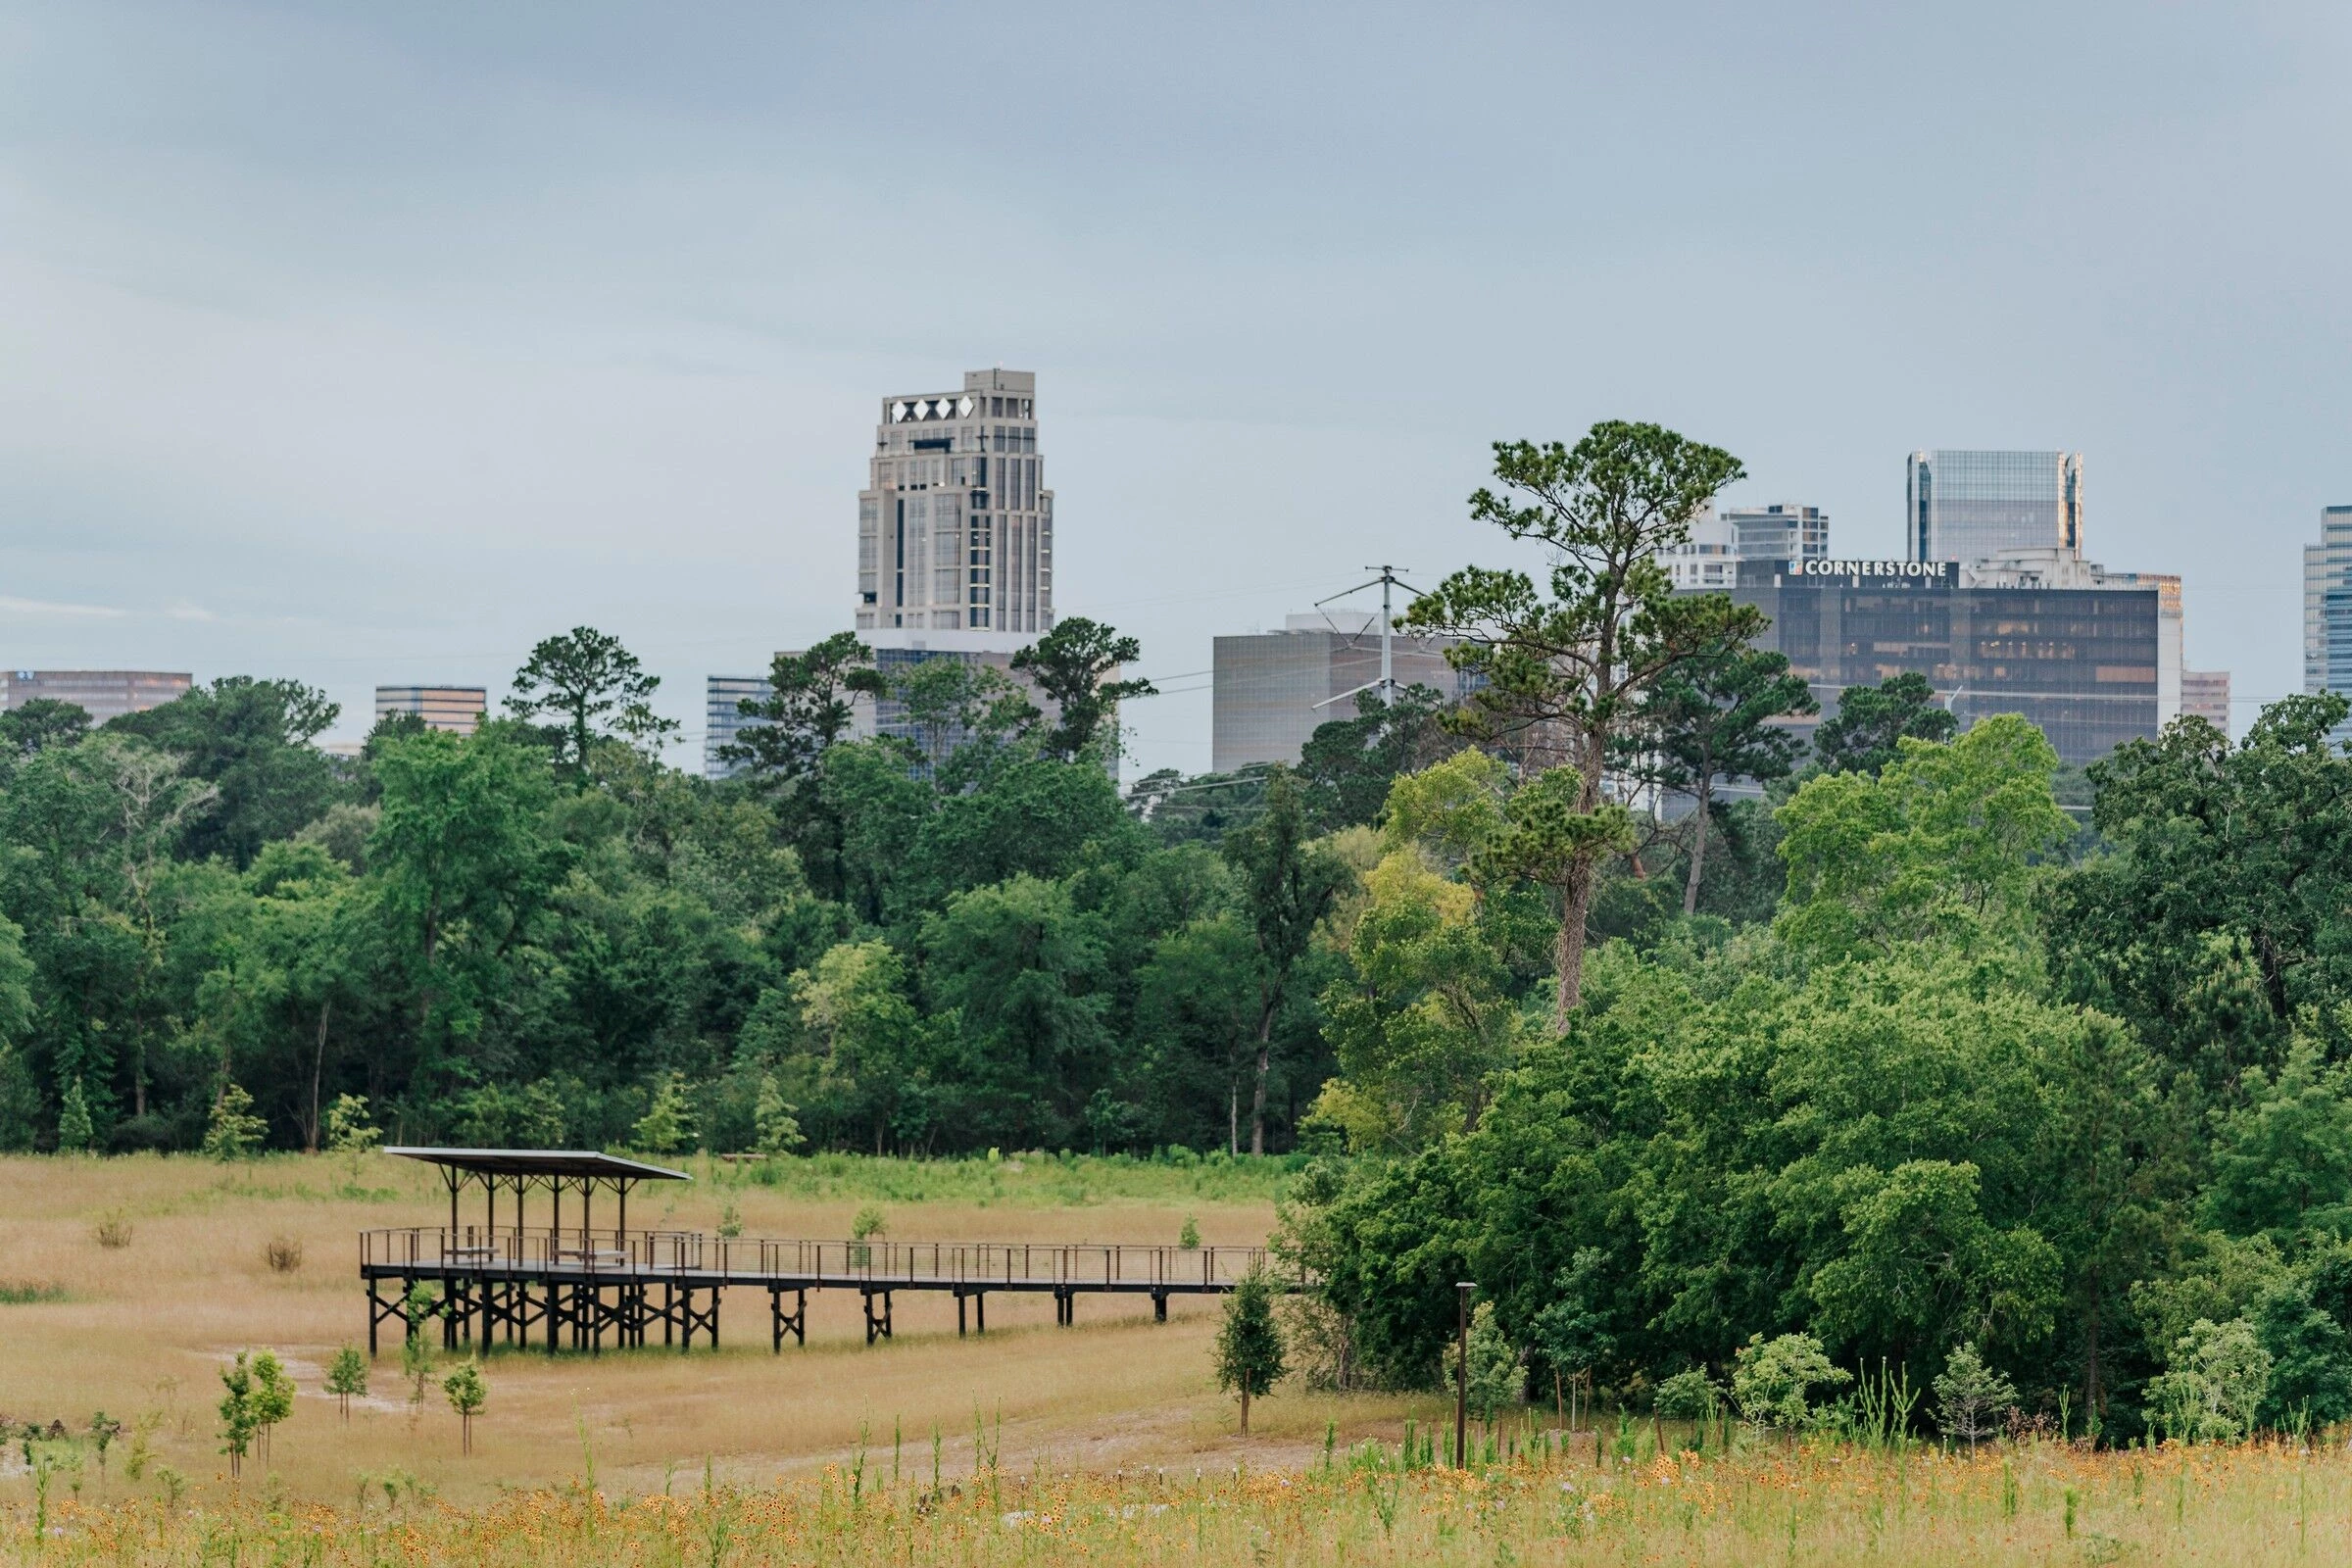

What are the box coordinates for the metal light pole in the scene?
[1455,1281,1475,1468]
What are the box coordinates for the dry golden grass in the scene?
[0,1152,1432,1509]
[9,1430,2348,1565]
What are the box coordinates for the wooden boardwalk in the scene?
[361,1227,1283,1356]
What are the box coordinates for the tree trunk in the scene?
[1239,1386,1250,1435]
[306,1001,333,1153]
[1552,860,1601,1028]
[1554,1368,1564,1426]
[1228,1079,1239,1157]
[1249,996,1277,1156]
[1681,778,1713,917]
[2083,1266,2102,1443]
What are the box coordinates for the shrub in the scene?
[325,1347,368,1422]
[1934,1342,2016,1448]
[91,1210,133,1250]
[55,1078,93,1152]
[1733,1332,1851,1431]
[0,1280,69,1304]
[1655,1367,1726,1423]
[631,1072,698,1154]
[442,1360,486,1454]
[2146,1317,2271,1442]
[204,1081,268,1161]
[1443,1300,1521,1430]
[265,1235,304,1273]
[754,1074,805,1155]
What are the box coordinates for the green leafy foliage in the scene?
[2146,1318,2270,1442]
[217,1351,258,1477]
[1733,1332,1851,1431]
[442,1359,487,1454]
[1443,1300,1520,1427]
[507,625,676,776]
[631,1071,699,1154]
[1010,615,1155,763]
[54,1076,92,1152]
[1933,1342,2016,1446]
[325,1346,368,1421]
[1810,671,1957,776]
[1622,643,1815,915]
[1215,1265,1287,1433]
[203,1081,268,1161]
[1407,420,1765,1020]
[1653,1367,1724,1422]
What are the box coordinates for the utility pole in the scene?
[1310,564,1421,715]
[1454,1281,1474,1468]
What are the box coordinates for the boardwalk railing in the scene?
[361,1226,1284,1289]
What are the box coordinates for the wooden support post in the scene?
[975,1291,985,1335]
[1153,1290,1168,1323]
[956,1290,967,1338]
[769,1287,806,1351]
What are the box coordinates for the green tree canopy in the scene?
[1407,420,1766,1022]
[1011,616,1154,763]
[507,626,676,777]
[1810,671,1958,776]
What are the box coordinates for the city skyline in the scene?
[3,5,2346,773]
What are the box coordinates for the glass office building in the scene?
[2305,505,2352,747]
[704,674,772,779]
[1906,450,2084,563]
[1708,560,2162,767]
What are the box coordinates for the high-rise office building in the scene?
[1664,503,1830,589]
[858,368,1051,655]
[2305,505,2352,745]
[1694,560,2164,767]
[0,669,189,721]
[704,675,771,779]
[1906,450,2084,563]
[374,685,486,735]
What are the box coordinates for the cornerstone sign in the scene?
[1788,559,1957,584]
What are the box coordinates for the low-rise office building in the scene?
[374,685,487,735]
[0,669,190,721]
[2181,668,2231,735]
[1211,612,1466,772]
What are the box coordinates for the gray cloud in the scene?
[1,1,2347,767]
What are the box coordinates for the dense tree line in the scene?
[8,417,2339,1446]
[0,616,1393,1158]
[1247,426,2352,1439]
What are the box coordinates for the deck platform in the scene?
[361,1227,1278,1356]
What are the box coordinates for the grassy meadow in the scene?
[9,1151,2346,1566]
[10,1423,2350,1566]
[0,1150,1436,1509]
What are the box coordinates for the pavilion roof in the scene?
[383,1148,692,1183]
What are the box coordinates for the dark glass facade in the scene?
[1707,561,2162,767]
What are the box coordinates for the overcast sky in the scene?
[3,2,2348,772]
